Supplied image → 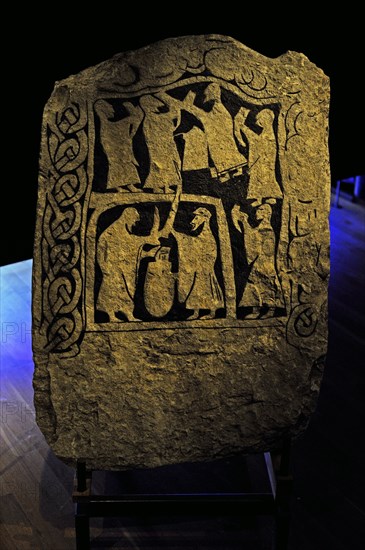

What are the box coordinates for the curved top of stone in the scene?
[52,34,328,103]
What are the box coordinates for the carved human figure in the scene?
[180,126,210,172]
[288,204,327,304]
[232,203,284,318]
[234,107,283,202]
[139,93,183,193]
[173,207,224,319]
[95,100,143,192]
[183,83,247,180]
[96,208,147,321]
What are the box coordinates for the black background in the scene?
[2,15,364,548]
[2,13,364,265]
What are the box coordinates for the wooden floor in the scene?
[1,194,364,549]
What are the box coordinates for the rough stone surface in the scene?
[32,35,330,470]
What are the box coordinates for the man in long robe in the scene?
[173,207,224,320]
[232,202,284,318]
[234,107,283,202]
[182,83,247,180]
[95,100,143,192]
[140,93,182,193]
[96,207,145,321]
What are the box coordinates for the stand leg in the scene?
[77,460,87,492]
[275,493,291,550]
[274,438,293,550]
[74,461,91,548]
[75,504,90,550]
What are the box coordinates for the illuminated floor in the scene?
[1,196,364,549]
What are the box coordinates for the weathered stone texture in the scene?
[32,35,330,470]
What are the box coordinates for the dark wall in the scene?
[3,15,364,266]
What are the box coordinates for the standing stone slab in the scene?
[32,35,330,470]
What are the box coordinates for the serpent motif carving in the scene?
[41,102,88,357]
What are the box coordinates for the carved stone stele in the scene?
[32,35,330,470]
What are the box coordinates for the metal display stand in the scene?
[73,438,292,549]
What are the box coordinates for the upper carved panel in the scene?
[34,35,330,356]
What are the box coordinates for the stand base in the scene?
[73,440,292,549]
